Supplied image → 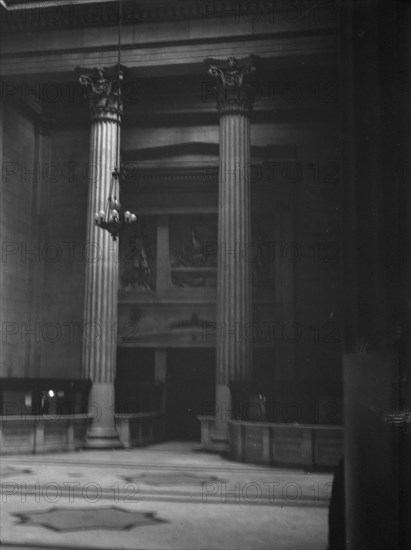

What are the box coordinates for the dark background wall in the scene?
[40,126,89,378]
[341,1,411,548]
[1,104,36,377]
[0,2,343,420]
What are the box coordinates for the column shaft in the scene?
[78,66,124,448]
[83,119,119,384]
[206,56,256,439]
[215,108,252,433]
[217,109,252,383]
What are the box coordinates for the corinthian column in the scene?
[207,56,256,441]
[78,66,124,448]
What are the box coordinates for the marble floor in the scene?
[0,442,332,550]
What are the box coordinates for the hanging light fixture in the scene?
[94,196,137,242]
[94,0,136,241]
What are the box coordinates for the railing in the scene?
[0,414,92,454]
[0,412,166,454]
[228,420,344,470]
[115,411,165,448]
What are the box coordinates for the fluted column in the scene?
[207,56,256,439]
[78,66,124,448]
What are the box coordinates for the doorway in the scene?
[166,349,215,441]
[115,349,157,413]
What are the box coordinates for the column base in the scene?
[198,415,229,453]
[85,382,123,449]
[84,429,123,450]
[208,426,229,452]
[199,383,231,452]
[214,383,231,430]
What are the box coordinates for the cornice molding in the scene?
[122,143,296,165]
[1,33,337,79]
[121,152,297,190]
[1,0,338,32]
[122,166,218,188]
[1,1,213,31]
[1,29,333,60]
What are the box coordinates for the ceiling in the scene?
[3,0,116,8]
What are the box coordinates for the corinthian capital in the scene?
[76,65,126,122]
[205,55,257,112]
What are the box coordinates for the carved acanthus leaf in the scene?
[205,55,257,110]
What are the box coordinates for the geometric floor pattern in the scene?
[120,471,224,486]
[0,442,332,549]
[12,506,166,532]
[0,465,33,478]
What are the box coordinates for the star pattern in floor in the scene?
[12,506,167,532]
[0,465,33,478]
[120,471,224,486]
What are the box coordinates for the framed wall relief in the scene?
[169,215,217,288]
[118,217,156,296]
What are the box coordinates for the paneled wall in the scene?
[40,127,89,378]
[1,104,36,377]
[1,115,89,380]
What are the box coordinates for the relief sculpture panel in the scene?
[169,215,217,288]
[119,217,156,296]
